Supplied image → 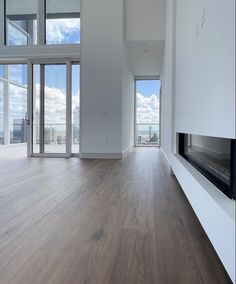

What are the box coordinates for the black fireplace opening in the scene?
[179,133,236,200]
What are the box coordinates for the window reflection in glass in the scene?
[6,0,37,45]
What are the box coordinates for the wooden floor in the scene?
[0,147,231,284]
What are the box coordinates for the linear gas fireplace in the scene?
[179,134,236,200]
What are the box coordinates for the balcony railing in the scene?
[33,123,80,145]
[135,123,159,146]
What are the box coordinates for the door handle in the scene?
[25,112,30,125]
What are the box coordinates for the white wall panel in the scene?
[80,0,123,155]
[125,0,166,41]
[175,0,235,138]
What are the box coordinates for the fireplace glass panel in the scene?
[184,134,231,186]
[184,135,231,186]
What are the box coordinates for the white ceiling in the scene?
[125,40,165,77]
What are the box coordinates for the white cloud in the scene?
[8,65,26,85]
[1,83,158,130]
[72,93,80,109]
[0,83,80,126]
[46,18,80,44]
[136,93,159,124]
[8,84,27,123]
[36,84,80,125]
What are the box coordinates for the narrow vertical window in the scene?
[135,79,160,147]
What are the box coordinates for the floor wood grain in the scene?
[0,147,231,284]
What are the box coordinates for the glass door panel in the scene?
[72,63,80,154]
[32,64,40,154]
[44,65,67,154]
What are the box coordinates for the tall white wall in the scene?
[122,47,134,152]
[160,0,175,164]
[80,0,123,156]
[125,0,166,41]
[175,0,235,139]
[161,0,236,281]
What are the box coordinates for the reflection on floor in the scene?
[33,144,80,155]
[187,146,230,185]
[0,143,80,158]
[0,144,27,159]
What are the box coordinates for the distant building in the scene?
[12,119,27,143]
[73,106,80,143]
[73,106,80,125]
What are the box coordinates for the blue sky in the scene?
[32,64,80,97]
[44,65,80,98]
[136,80,160,124]
[136,80,160,97]
[46,18,80,44]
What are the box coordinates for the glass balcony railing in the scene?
[33,123,80,145]
[136,124,159,146]
[10,122,27,144]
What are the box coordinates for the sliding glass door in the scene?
[44,64,67,154]
[29,61,80,157]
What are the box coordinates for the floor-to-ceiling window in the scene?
[135,79,161,147]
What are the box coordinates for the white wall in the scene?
[126,41,165,77]
[6,0,80,14]
[125,0,166,41]
[122,47,134,152]
[175,0,235,139]
[161,0,236,281]
[160,0,175,163]
[80,0,123,156]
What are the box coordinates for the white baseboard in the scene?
[80,152,122,159]
[122,145,134,158]
[79,145,134,160]
[160,147,174,176]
